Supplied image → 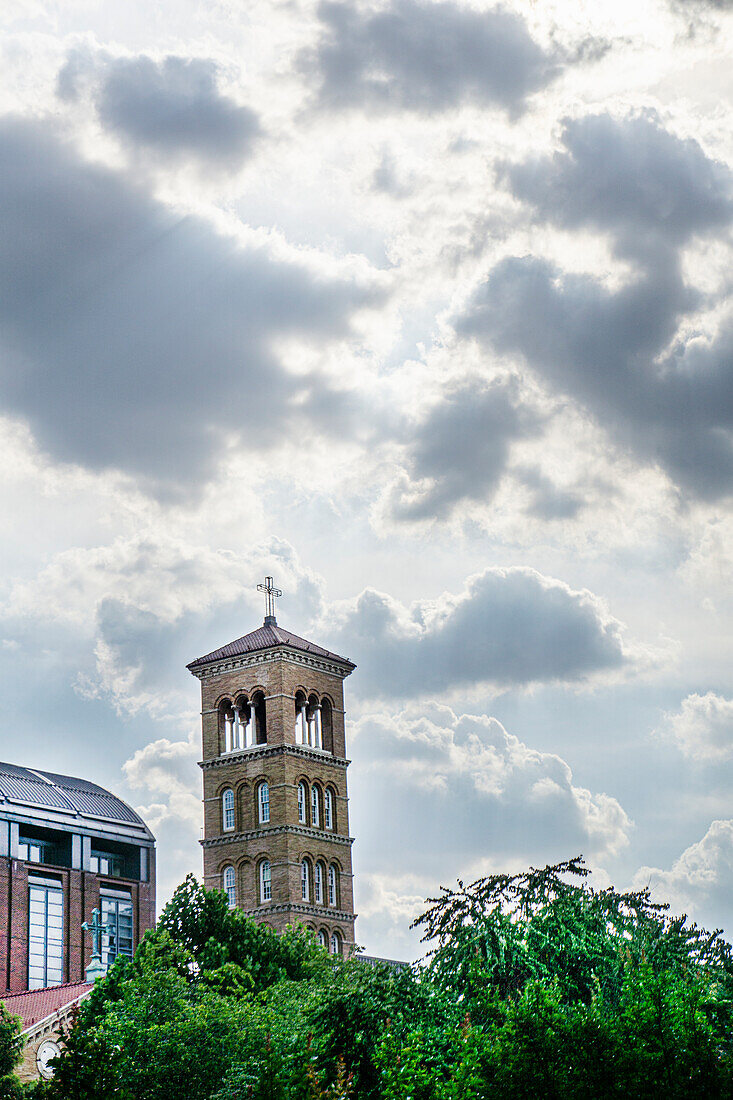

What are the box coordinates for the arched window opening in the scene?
[307,693,322,750]
[328,865,338,907]
[301,859,310,901]
[321,698,334,754]
[258,781,270,824]
[260,860,272,903]
[298,781,307,824]
[219,700,234,754]
[330,931,342,956]
[223,866,236,908]
[311,785,321,829]
[294,691,307,744]
[234,694,254,749]
[324,788,334,831]
[314,861,325,905]
[253,691,267,744]
[318,929,328,948]
[222,788,235,832]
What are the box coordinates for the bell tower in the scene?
[187,579,356,954]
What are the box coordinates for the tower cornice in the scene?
[201,823,355,849]
[200,743,350,771]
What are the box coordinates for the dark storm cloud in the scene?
[455,113,733,501]
[459,256,733,500]
[503,112,733,261]
[327,567,628,697]
[299,0,559,116]
[390,378,540,521]
[0,117,379,492]
[58,52,260,169]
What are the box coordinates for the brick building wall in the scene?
[0,854,156,993]
[191,625,357,950]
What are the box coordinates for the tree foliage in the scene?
[24,858,733,1099]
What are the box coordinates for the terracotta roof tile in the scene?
[2,982,93,1030]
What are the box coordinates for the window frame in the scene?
[222,788,235,832]
[328,864,337,907]
[28,879,64,990]
[260,859,272,903]
[101,889,134,966]
[298,781,307,824]
[258,781,270,824]
[301,859,310,901]
[311,785,320,829]
[314,861,324,904]
[324,788,334,830]
[223,865,236,908]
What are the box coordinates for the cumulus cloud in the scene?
[350,706,632,878]
[454,112,733,503]
[58,51,260,170]
[0,116,380,493]
[459,254,733,501]
[634,820,733,932]
[3,532,325,718]
[657,692,733,760]
[299,0,558,116]
[387,377,541,521]
[503,112,733,262]
[123,729,202,906]
[325,567,632,696]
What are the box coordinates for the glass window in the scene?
[311,787,320,829]
[298,782,307,824]
[222,789,235,831]
[301,860,309,901]
[260,860,272,902]
[318,930,327,948]
[101,892,134,967]
[223,866,236,908]
[324,789,333,830]
[259,782,270,824]
[314,862,324,904]
[90,851,123,877]
[28,881,63,989]
[330,931,341,956]
[328,865,337,907]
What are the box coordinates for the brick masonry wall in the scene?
[1,856,156,993]
[195,645,356,949]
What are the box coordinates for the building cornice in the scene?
[201,824,354,849]
[240,902,356,923]
[189,646,352,683]
[200,744,350,771]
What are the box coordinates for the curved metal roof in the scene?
[0,761,150,833]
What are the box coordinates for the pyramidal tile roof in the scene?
[187,621,355,671]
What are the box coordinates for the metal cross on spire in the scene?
[258,575,282,626]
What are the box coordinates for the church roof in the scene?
[2,981,93,1031]
[0,762,153,837]
[187,621,355,672]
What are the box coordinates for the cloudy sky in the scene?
[1,0,733,960]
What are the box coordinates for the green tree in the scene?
[0,1004,23,1100]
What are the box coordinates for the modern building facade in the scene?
[188,590,357,954]
[0,763,156,993]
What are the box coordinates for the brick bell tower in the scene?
[187,578,357,954]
